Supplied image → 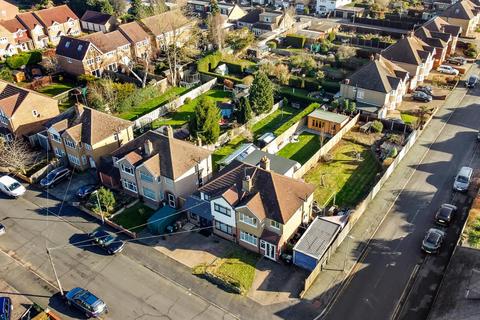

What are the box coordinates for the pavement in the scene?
[0,278,34,319]
[303,62,480,320]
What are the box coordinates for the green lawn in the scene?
[118,86,189,120]
[112,202,155,232]
[401,113,419,126]
[277,132,323,164]
[304,140,380,207]
[37,82,75,96]
[151,89,232,129]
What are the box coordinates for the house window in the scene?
[121,164,135,175]
[214,203,231,217]
[122,179,137,193]
[113,133,119,140]
[164,177,173,186]
[0,109,9,124]
[240,231,258,246]
[81,155,87,165]
[67,154,80,165]
[140,171,154,183]
[54,147,64,157]
[143,187,156,200]
[84,144,92,150]
[240,213,257,227]
[356,89,365,100]
[270,220,280,229]
[215,221,233,235]
[167,193,176,208]
[64,139,76,149]
[67,58,72,64]
[51,133,61,143]
[86,58,94,65]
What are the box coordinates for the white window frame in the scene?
[214,203,231,217]
[240,231,258,246]
[122,179,137,193]
[121,164,135,175]
[64,139,76,149]
[270,220,280,230]
[240,213,257,227]
[142,187,156,201]
[67,154,80,165]
[167,193,176,208]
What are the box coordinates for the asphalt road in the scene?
[0,190,237,320]
[324,64,480,320]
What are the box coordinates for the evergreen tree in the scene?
[236,96,252,124]
[249,71,274,114]
[129,0,144,19]
[210,0,220,15]
[189,97,221,144]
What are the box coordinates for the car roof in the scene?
[438,207,452,216]
[0,175,18,185]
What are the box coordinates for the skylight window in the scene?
[65,41,70,48]
[77,44,83,51]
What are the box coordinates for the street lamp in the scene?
[343,235,355,272]
[92,190,104,224]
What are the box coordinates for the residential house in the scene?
[45,104,133,171]
[108,128,212,208]
[0,80,59,141]
[237,8,295,36]
[33,5,81,45]
[440,0,480,37]
[118,21,151,60]
[307,109,350,135]
[0,0,18,21]
[81,30,132,73]
[414,26,451,67]
[81,10,116,33]
[0,18,33,54]
[188,0,246,23]
[316,0,352,15]
[56,36,103,76]
[16,12,49,49]
[381,34,435,90]
[340,56,410,118]
[421,16,462,56]
[196,159,315,261]
[140,10,191,52]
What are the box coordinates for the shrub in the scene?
[371,120,383,133]
[464,43,478,58]
[267,41,277,49]
[284,34,306,48]
[88,187,116,216]
[243,75,254,86]
[6,51,42,69]
[183,97,191,104]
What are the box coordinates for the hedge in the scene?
[274,103,320,136]
[289,76,322,91]
[285,34,306,49]
[197,52,243,83]
[278,86,321,103]
[6,51,42,69]
[321,80,341,93]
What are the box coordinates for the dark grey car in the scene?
[422,228,446,254]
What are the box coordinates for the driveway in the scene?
[44,169,98,203]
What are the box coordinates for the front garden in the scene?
[111,202,155,232]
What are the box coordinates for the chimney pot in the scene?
[144,139,153,156]
[242,174,252,193]
[260,155,270,171]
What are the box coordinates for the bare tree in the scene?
[0,138,36,174]
[208,13,225,50]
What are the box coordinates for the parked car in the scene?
[76,184,97,200]
[466,75,478,88]
[416,85,433,96]
[435,203,457,226]
[437,65,460,75]
[447,56,467,65]
[412,91,433,102]
[39,167,71,188]
[0,175,26,198]
[453,166,473,192]
[0,223,5,236]
[0,297,12,320]
[65,287,107,318]
[421,228,446,254]
[88,228,125,255]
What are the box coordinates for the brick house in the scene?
[16,12,49,49]
[440,0,480,37]
[118,21,152,61]
[56,36,103,76]
[33,5,81,45]
[0,18,33,55]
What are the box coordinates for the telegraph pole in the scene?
[46,248,64,297]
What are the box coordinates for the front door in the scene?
[261,240,276,261]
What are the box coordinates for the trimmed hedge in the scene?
[6,51,42,69]
[278,86,321,103]
[274,103,320,136]
[197,52,244,83]
[285,34,307,49]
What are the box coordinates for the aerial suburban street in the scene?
[323,64,480,320]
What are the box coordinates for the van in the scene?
[453,166,473,192]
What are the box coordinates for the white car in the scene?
[0,175,26,197]
[437,65,460,75]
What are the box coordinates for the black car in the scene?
[435,203,457,226]
[0,297,12,320]
[76,184,97,200]
[415,85,433,96]
[447,56,467,65]
[88,228,125,255]
[39,167,71,188]
[466,75,478,88]
[412,91,433,102]
[421,228,445,254]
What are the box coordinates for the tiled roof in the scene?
[81,10,112,25]
[118,21,150,43]
[441,0,479,20]
[16,12,42,30]
[81,30,129,53]
[55,36,92,60]
[0,17,25,32]
[111,130,212,180]
[0,83,29,116]
[414,27,448,48]
[422,16,462,37]
[381,35,434,67]
[237,8,262,24]
[199,160,315,224]
[140,10,189,36]
[34,4,78,28]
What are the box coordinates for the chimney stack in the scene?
[242,175,253,193]
[197,136,202,147]
[260,156,270,171]
[165,125,173,138]
[144,139,153,156]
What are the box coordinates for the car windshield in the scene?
[457,176,469,183]
[8,182,21,191]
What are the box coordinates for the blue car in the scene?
[76,184,97,200]
[65,287,107,318]
[0,297,12,320]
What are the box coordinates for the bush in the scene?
[267,41,277,49]
[6,51,42,69]
[284,34,306,48]
[464,43,478,58]
[371,120,383,133]
[88,187,116,216]
[183,97,191,104]
[224,62,244,75]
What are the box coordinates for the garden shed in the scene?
[147,205,177,235]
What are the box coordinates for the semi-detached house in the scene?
[33,4,81,45]
[106,128,212,209]
[196,158,315,261]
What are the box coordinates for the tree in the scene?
[89,187,116,215]
[328,31,336,42]
[249,71,274,114]
[40,55,58,74]
[316,69,325,81]
[226,27,255,52]
[0,138,36,174]
[110,0,127,15]
[260,62,290,85]
[129,0,144,19]
[236,96,252,124]
[210,0,219,15]
[371,120,383,133]
[289,54,317,72]
[208,11,225,50]
[189,97,221,144]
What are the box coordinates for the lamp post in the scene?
[92,190,104,224]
